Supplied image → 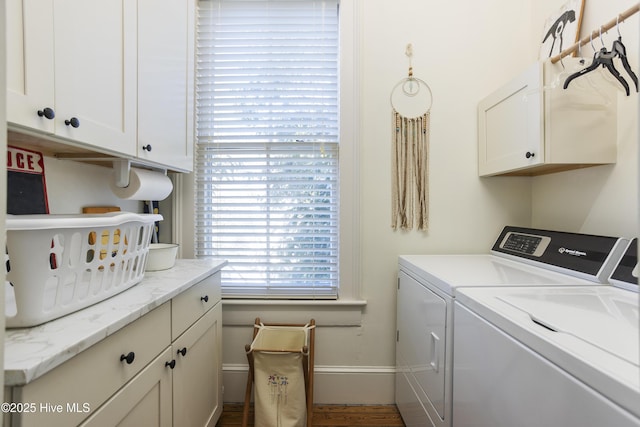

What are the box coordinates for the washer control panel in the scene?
[491,226,628,282]
[499,232,550,257]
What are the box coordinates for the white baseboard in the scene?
[222,364,396,405]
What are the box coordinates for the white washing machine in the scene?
[396,226,629,427]
[452,239,639,427]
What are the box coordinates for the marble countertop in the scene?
[4,258,227,386]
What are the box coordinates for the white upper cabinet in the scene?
[137,0,196,172]
[7,0,55,134]
[7,0,196,172]
[478,58,618,177]
[7,0,137,156]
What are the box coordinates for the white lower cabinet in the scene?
[7,302,171,427]
[80,347,174,427]
[172,303,223,427]
[5,272,223,427]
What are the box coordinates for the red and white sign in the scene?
[7,146,45,174]
[7,145,50,214]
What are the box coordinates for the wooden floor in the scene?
[216,403,405,426]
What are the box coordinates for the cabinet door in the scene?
[137,0,195,172]
[53,0,137,155]
[6,0,55,133]
[478,62,543,176]
[80,347,173,427]
[173,303,223,427]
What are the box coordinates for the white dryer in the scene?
[396,226,629,427]
[452,239,639,426]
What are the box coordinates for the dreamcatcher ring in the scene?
[390,43,433,118]
[390,76,433,118]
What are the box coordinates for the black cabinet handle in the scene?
[120,351,135,364]
[525,151,535,159]
[142,144,152,152]
[200,295,209,303]
[177,347,188,357]
[37,107,55,120]
[65,117,80,128]
[165,360,176,369]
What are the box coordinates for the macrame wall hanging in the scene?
[390,44,433,231]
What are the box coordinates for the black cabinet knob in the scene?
[525,151,535,159]
[65,117,80,128]
[37,107,55,120]
[142,144,152,152]
[165,360,176,369]
[120,351,135,364]
[200,295,209,303]
[177,347,187,357]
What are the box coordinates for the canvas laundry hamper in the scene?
[243,318,316,427]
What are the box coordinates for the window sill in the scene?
[221,299,367,326]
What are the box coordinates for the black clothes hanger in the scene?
[563,47,630,96]
[611,36,638,92]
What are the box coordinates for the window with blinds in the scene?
[195,0,340,299]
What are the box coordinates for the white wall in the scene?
[530,0,639,238]
[359,0,534,255]
[40,158,140,214]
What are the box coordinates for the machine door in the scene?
[397,271,447,419]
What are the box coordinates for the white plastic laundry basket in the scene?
[5,212,162,328]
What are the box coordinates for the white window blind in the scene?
[195,0,340,298]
